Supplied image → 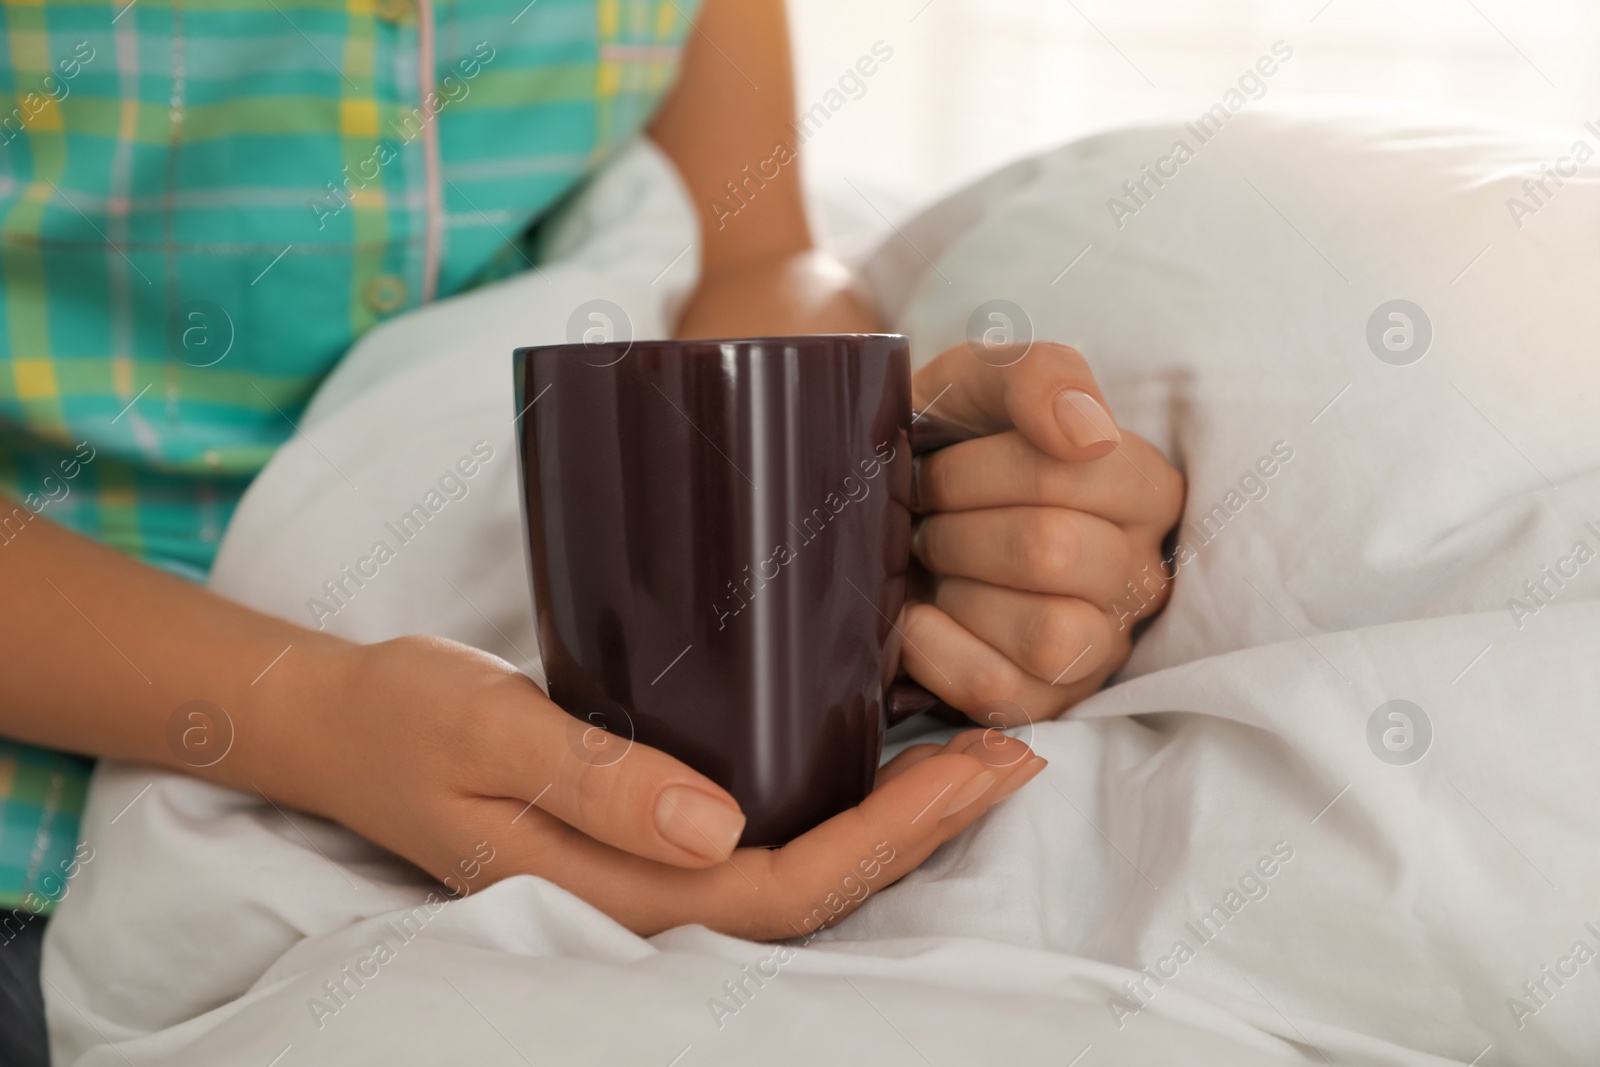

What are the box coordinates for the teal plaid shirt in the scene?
[0,0,698,912]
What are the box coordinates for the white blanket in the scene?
[45,106,1600,1066]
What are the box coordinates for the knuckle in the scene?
[966,653,1020,707]
[1155,462,1187,523]
[901,601,942,646]
[1127,437,1186,522]
[1103,530,1134,580]
[1140,554,1176,611]
[1116,434,1185,523]
[1027,450,1071,506]
[1046,607,1117,685]
[1035,341,1089,374]
[1011,601,1075,675]
[569,758,629,836]
[1015,510,1077,583]
[1117,543,1173,616]
[1085,606,1118,652]
[1019,600,1086,677]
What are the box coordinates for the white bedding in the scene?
[44,105,1600,1065]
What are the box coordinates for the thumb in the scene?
[914,340,1120,464]
[481,686,748,869]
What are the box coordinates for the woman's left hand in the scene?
[904,341,1186,726]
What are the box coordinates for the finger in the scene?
[932,577,1114,685]
[915,505,1132,601]
[874,741,945,788]
[470,731,1044,940]
[474,681,748,870]
[914,341,1121,464]
[878,728,1037,789]
[917,429,1184,528]
[948,724,1043,773]
[758,739,1044,937]
[900,601,1120,722]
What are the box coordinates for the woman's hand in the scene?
[0,485,1042,943]
[903,342,1185,726]
[270,635,1043,940]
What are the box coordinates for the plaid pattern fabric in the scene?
[0,746,92,913]
[0,0,698,911]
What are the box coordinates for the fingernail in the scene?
[655,786,745,861]
[1055,389,1120,446]
[940,771,998,820]
[991,756,1048,802]
[963,730,1021,768]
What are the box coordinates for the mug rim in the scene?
[514,332,909,359]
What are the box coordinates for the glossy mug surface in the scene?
[515,334,946,846]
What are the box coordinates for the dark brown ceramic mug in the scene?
[514,334,966,847]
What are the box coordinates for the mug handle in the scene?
[885,412,984,727]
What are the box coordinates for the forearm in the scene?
[649,0,882,339]
[0,498,349,794]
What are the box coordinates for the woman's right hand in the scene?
[266,634,1044,940]
[0,507,1042,941]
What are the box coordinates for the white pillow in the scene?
[872,99,1600,673]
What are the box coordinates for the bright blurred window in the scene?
[789,0,1597,253]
